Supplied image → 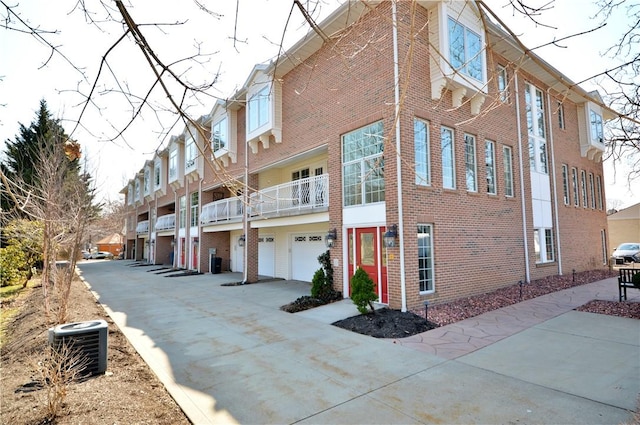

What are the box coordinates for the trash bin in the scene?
[211,256,222,274]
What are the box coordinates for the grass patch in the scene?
[0,279,37,348]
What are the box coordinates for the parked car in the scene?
[91,251,114,260]
[611,243,640,265]
[81,250,91,260]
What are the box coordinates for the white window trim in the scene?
[414,118,431,186]
[561,164,569,205]
[503,145,514,198]
[486,140,496,195]
[525,83,548,174]
[464,133,477,192]
[441,127,456,190]
[418,224,435,294]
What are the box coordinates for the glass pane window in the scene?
[414,118,430,186]
[590,110,603,143]
[441,127,455,189]
[561,164,569,205]
[417,224,434,292]
[485,140,496,194]
[179,195,186,229]
[464,134,477,192]
[571,168,579,207]
[534,228,554,263]
[525,83,547,174]
[589,173,595,209]
[143,168,150,194]
[581,170,587,208]
[190,192,199,228]
[248,86,269,132]
[557,102,565,129]
[185,137,197,169]
[596,175,603,210]
[503,146,514,197]
[212,117,227,152]
[497,66,508,103]
[169,149,178,181]
[342,121,384,207]
[154,162,161,187]
[448,17,483,81]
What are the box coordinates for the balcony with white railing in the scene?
[136,220,150,235]
[250,174,328,218]
[201,197,244,224]
[155,214,176,231]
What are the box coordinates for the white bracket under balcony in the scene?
[431,76,485,116]
[580,143,604,162]
[248,128,282,154]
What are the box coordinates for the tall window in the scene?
[190,192,199,227]
[179,195,186,229]
[414,118,430,186]
[497,66,508,103]
[534,228,554,263]
[464,134,477,192]
[185,137,196,169]
[561,164,569,205]
[580,170,587,208]
[525,83,547,174]
[418,224,434,292]
[248,86,269,132]
[212,117,227,152]
[441,127,455,189]
[169,148,178,181]
[134,179,141,201]
[342,121,384,207]
[143,168,150,195]
[601,230,607,265]
[154,161,161,188]
[448,17,482,81]
[588,173,595,209]
[503,146,514,197]
[590,110,603,143]
[485,140,496,194]
[596,175,603,210]
[571,167,579,207]
[557,102,565,129]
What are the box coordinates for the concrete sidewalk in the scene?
[77,261,639,424]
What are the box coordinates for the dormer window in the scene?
[428,2,487,114]
[448,17,482,81]
[154,159,161,189]
[248,86,270,133]
[185,136,197,170]
[143,167,151,196]
[590,110,603,144]
[212,117,228,153]
[169,148,178,182]
[134,178,141,202]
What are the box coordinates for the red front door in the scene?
[348,227,388,304]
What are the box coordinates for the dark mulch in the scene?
[576,300,640,319]
[332,308,438,338]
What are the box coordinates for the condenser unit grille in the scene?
[48,320,108,376]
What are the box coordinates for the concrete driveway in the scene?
[77,260,638,424]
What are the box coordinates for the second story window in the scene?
[342,121,384,207]
[464,134,477,192]
[179,195,186,229]
[154,161,161,188]
[143,168,150,195]
[248,86,269,133]
[497,66,508,103]
[441,127,455,189]
[134,179,141,201]
[212,117,227,152]
[503,146,514,197]
[448,17,482,81]
[190,192,199,227]
[414,118,430,186]
[525,83,547,174]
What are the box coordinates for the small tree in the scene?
[350,267,378,314]
[0,245,28,287]
[310,268,326,299]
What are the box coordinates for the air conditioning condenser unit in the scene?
[48,320,108,376]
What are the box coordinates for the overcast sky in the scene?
[0,0,637,209]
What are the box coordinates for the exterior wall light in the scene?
[383,224,398,248]
[238,234,246,247]
[325,228,337,248]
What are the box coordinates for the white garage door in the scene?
[258,235,275,277]
[291,233,326,282]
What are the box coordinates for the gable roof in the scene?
[97,233,124,245]
[608,203,640,220]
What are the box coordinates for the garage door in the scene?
[258,235,275,277]
[291,233,326,281]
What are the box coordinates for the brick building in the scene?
[121,1,615,311]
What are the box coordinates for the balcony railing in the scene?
[201,197,244,224]
[155,214,175,231]
[250,174,328,217]
[136,220,150,234]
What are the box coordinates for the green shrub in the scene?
[350,267,378,314]
[0,245,28,287]
[632,272,640,289]
[310,268,326,298]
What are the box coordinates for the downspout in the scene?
[198,178,203,273]
[243,133,249,284]
[514,72,531,283]
[392,0,407,312]
[173,188,177,269]
[546,91,562,275]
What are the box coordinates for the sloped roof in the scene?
[608,203,640,220]
[97,233,124,245]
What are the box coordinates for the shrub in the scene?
[310,268,326,298]
[350,267,378,314]
[0,245,28,287]
[632,271,640,289]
